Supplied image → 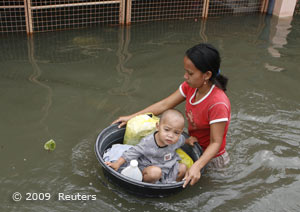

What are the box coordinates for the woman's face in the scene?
[183,56,207,88]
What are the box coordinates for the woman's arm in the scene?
[113,89,185,128]
[183,121,226,188]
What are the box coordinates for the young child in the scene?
[105,109,187,184]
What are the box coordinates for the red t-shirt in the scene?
[179,82,231,157]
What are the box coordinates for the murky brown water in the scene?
[1,14,300,211]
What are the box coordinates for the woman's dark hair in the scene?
[185,43,228,91]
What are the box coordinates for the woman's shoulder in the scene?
[211,86,229,100]
[208,86,231,109]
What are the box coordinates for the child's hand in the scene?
[185,136,198,146]
[104,161,121,171]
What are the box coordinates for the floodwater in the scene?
[1,14,300,211]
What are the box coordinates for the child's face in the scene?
[156,116,184,146]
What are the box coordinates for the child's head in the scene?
[156,109,185,146]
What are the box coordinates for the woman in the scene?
[113,43,231,188]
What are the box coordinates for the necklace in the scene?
[195,85,211,101]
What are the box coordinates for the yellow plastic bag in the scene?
[123,113,160,145]
[176,148,194,169]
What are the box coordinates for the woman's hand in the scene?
[183,136,201,188]
[182,161,202,188]
[183,122,227,188]
[112,115,133,128]
[185,136,198,146]
[112,89,185,128]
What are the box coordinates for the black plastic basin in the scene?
[95,123,203,197]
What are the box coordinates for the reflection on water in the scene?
[268,17,292,58]
[1,15,300,212]
[265,16,293,72]
[27,36,53,136]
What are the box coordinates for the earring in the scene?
[204,81,207,85]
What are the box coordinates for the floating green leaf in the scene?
[44,139,56,151]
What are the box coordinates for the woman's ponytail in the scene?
[214,74,228,92]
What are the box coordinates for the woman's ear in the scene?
[205,71,212,80]
[156,122,159,130]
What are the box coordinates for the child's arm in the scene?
[105,138,146,171]
[105,157,126,171]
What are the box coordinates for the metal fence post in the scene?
[261,0,269,13]
[24,0,29,34]
[25,0,33,34]
[202,0,210,18]
[126,0,132,25]
[120,0,125,25]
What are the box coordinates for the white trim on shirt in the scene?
[210,118,228,124]
[190,85,215,105]
[208,102,229,111]
[179,84,186,98]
